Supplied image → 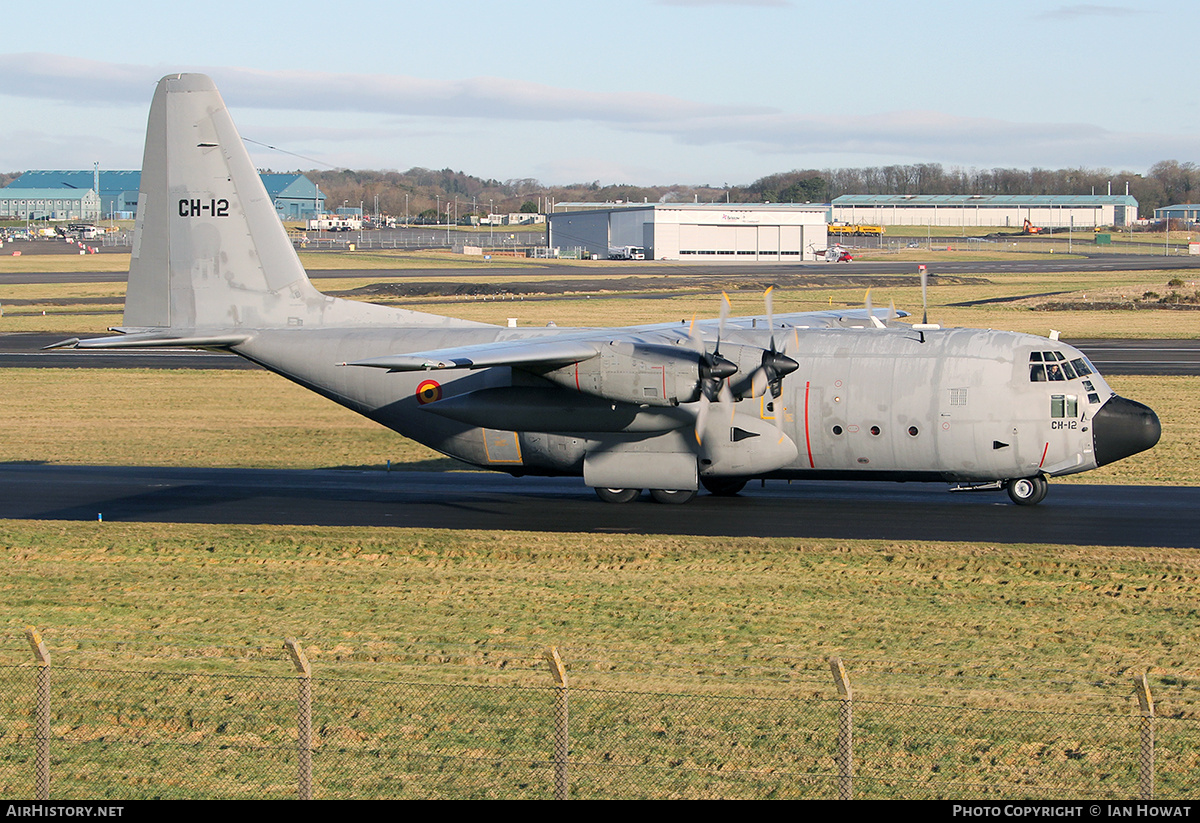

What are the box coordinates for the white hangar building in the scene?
[547,203,829,262]
[831,194,1139,228]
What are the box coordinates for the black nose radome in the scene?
[1093,395,1161,467]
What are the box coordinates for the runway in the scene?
[1,463,1195,548]
[2,333,1197,375]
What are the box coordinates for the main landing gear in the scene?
[592,488,698,504]
[1005,475,1049,506]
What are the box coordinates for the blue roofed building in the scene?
[4,170,140,218]
[259,173,325,220]
[1153,204,1200,224]
[2,170,323,221]
[0,187,102,220]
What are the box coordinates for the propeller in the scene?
[747,286,798,400]
[691,293,738,445]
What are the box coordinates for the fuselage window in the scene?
[1050,394,1079,419]
[1071,358,1093,377]
[1030,364,1046,381]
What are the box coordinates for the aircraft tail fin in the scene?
[125,73,479,331]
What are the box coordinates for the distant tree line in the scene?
[8,161,1190,224]
[297,161,1197,222]
[732,161,1200,217]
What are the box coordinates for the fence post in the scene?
[829,657,853,800]
[1134,673,1154,801]
[285,638,313,800]
[25,627,51,801]
[545,646,569,800]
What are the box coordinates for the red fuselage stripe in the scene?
[804,381,814,468]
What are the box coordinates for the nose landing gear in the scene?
[1006,475,1048,506]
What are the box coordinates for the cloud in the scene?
[1,54,1192,177]
[0,53,767,125]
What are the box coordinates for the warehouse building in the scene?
[5,170,143,219]
[547,203,829,262]
[1154,204,1200,223]
[0,187,101,220]
[2,171,324,221]
[831,194,1138,228]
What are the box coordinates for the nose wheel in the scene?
[1006,475,1048,506]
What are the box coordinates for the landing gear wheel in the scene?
[649,488,697,505]
[701,477,748,497]
[1006,475,1048,506]
[594,487,641,504]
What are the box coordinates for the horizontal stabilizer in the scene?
[47,331,251,350]
[343,338,600,372]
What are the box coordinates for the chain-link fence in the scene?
[1,638,1197,800]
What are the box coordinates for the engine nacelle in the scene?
[537,341,703,407]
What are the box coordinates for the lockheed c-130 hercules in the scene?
[54,74,1161,506]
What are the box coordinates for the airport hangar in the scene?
[546,202,830,262]
[831,194,1139,229]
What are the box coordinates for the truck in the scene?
[608,245,646,260]
[307,215,362,232]
[828,223,884,237]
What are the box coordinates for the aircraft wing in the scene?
[343,338,601,372]
[721,307,910,330]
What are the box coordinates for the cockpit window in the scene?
[1029,351,1091,383]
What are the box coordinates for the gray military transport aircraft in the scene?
[53,74,1161,505]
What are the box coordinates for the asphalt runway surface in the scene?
[1,463,1196,548]
[4,250,1200,285]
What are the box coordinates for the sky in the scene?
[1,0,1196,187]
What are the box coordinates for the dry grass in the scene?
[0,368,453,470]
[2,522,1199,707]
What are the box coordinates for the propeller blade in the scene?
[865,288,885,329]
[921,267,929,325]
[694,393,710,445]
[752,368,769,399]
